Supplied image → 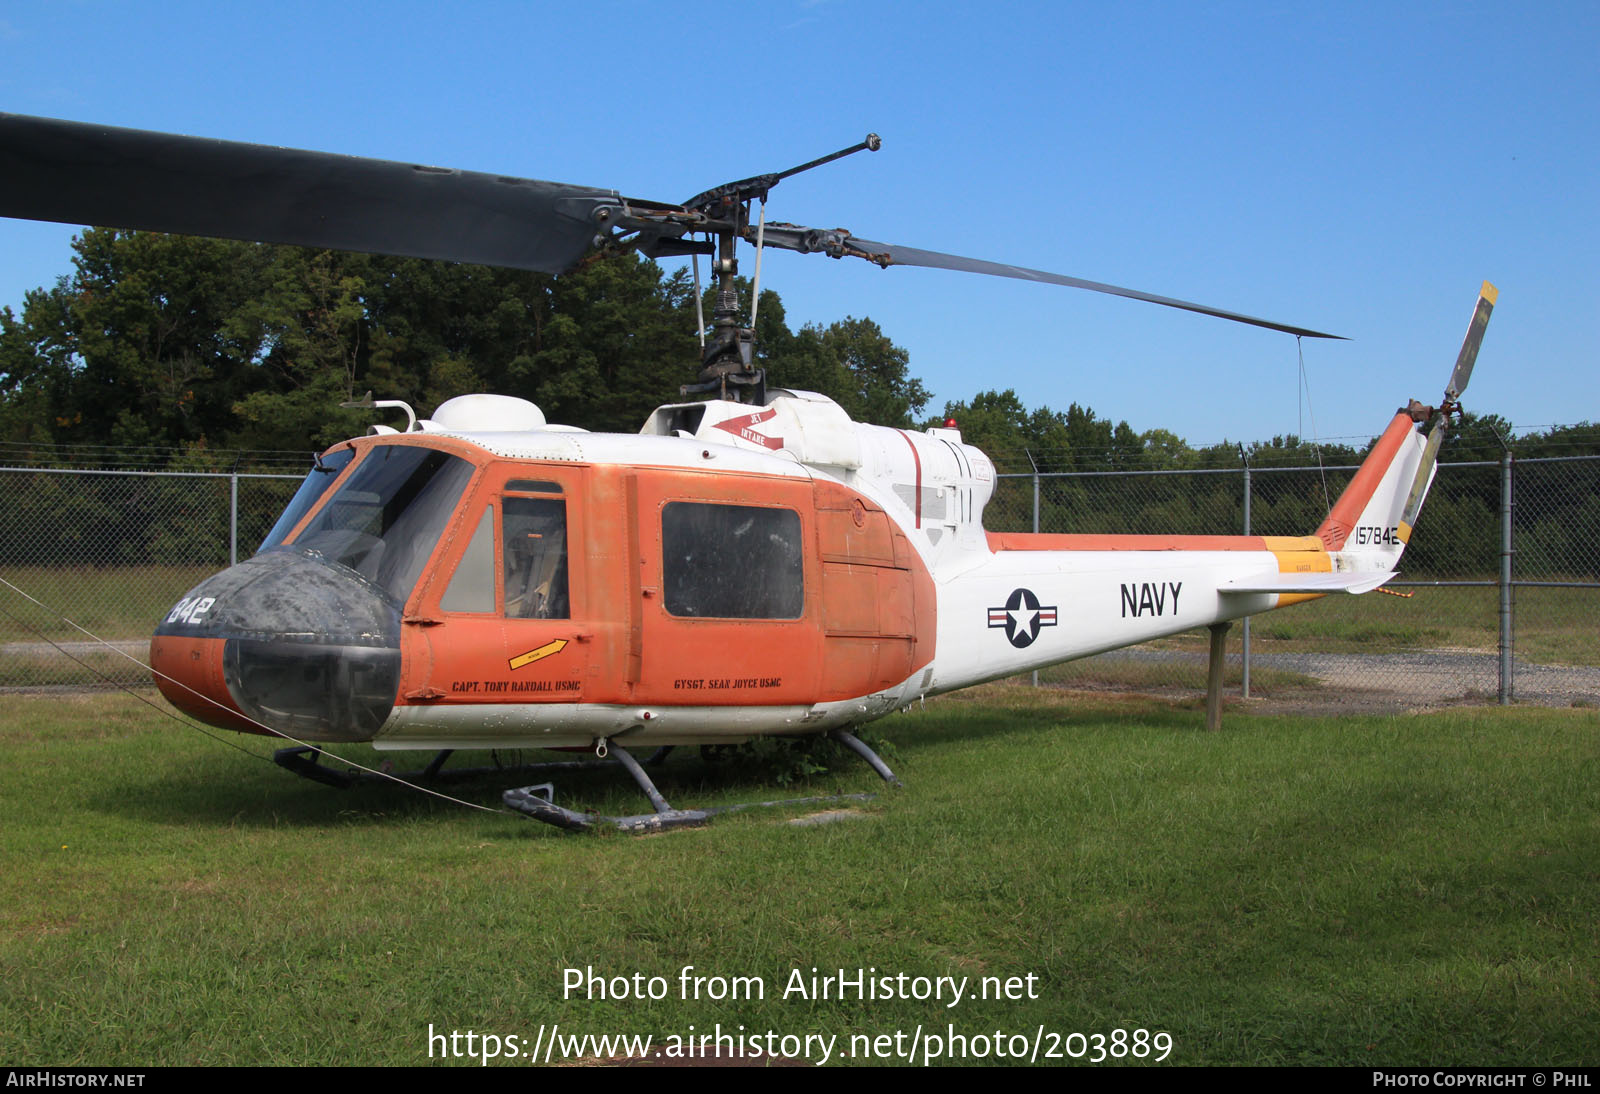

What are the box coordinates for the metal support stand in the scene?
[1206,622,1231,731]
[1241,458,1252,699]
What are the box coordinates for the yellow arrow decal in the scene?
[508,638,569,671]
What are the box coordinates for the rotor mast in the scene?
[686,193,761,401]
[678,134,883,403]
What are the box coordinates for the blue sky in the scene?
[2,1,1595,446]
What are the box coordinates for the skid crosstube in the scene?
[502,730,899,833]
[273,731,899,834]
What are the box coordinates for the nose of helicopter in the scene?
[149,549,403,742]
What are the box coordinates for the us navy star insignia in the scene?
[986,588,1058,649]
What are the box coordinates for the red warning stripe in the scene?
[898,430,923,528]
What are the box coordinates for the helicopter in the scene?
[0,114,1494,832]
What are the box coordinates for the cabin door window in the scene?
[412,469,589,707]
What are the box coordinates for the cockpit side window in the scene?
[440,505,496,613]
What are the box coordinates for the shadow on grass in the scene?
[86,741,902,836]
[78,684,1226,834]
[904,686,1214,745]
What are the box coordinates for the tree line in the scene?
[1,229,1594,577]
[3,228,1593,472]
[0,229,931,462]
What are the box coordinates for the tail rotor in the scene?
[1397,281,1498,543]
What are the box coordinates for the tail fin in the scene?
[1316,409,1431,566]
[1316,281,1498,569]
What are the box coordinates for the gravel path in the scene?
[2,639,147,658]
[1076,647,1599,708]
[1251,649,1599,706]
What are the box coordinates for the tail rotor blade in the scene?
[1398,281,1500,543]
[1446,281,1497,402]
[1397,424,1446,544]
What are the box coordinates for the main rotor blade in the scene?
[0,114,618,273]
[1446,281,1497,401]
[845,237,1345,339]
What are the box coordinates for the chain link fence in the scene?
[1,457,1596,709]
[0,467,301,689]
[994,455,1600,709]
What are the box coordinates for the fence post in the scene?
[1030,450,1040,688]
[1499,450,1514,704]
[230,470,239,567]
[1241,457,1252,699]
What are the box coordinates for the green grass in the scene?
[1248,584,1597,665]
[0,566,211,687]
[0,565,214,639]
[1092,584,1598,668]
[2,689,1597,1066]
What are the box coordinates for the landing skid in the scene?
[503,729,901,833]
[271,744,674,790]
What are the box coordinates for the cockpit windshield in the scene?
[289,445,475,604]
[259,448,355,552]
